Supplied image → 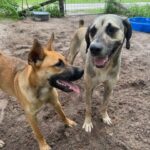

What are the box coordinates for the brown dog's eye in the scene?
[54,59,64,67]
[106,23,119,36]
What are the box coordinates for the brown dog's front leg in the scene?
[26,113,51,150]
[51,98,77,127]
[50,89,76,127]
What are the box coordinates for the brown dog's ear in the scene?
[46,32,55,51]
[85,26,90,53]
[28,39,45,66]
[122,18,132,49]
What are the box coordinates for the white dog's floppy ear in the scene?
[85,26,91,53]
[122,18,132,49]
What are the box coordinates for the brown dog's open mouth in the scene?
[49,67,83,94]
[93,56,109,68]
[56,79,80,93]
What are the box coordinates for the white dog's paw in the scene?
[102,113,112,125]
[82,118,93,132]
[0,140,5,148]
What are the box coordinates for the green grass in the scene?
[68,8,104,14]
[15,0,45,5]
[127,5,150,17]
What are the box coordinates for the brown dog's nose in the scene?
[71,67,84,81]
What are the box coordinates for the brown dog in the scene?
[0,33,83,150]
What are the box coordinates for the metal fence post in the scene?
[59,0,64,16]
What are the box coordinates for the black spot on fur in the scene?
[90,26,97,38]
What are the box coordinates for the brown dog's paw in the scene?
[65,118,77,127]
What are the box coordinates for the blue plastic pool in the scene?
[129,17,150,33]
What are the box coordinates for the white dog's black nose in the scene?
[90,43,103,56]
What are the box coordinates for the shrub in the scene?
[127,5,150,17]
[105,0,150,17]
[45,5,62,18]
[0,0,19,19]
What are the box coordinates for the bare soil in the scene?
[0,15,150,150]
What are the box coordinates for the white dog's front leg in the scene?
[82,116,93,132]
[0,140,5,148]
[82,75,94,132]
[101,80,117,125]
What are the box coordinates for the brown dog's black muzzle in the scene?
[49,67,84,92]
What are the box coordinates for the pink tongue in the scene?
[60,80,80,94]
[93,56,108,66]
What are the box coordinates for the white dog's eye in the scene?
[106,23,119,36]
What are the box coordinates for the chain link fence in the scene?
[64,0,150,15]
[3,0,149,17]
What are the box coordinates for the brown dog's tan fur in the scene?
[0,34,79,150]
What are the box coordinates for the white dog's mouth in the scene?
[92,56,109,68]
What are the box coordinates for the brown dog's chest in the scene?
[36,85,53,103]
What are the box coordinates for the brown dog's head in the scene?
[85,14,132,68]
[28,33,84,93]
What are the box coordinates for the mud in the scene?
[0,15,150,150]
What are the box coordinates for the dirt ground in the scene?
[0,15,150,150]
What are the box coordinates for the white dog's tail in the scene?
[79,19,84,28]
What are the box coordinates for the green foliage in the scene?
[127,5,150,17]
[45,5,62,18]
[32,4,41,10]
[104,0,150,17]
[105,0,124,14]
[0,0,19,19]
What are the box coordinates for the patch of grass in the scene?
[67,8,104,14]
[104,0,150,17]
[126,5,150,17]
[15,0,45,5]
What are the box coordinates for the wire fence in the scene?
[15,0,150,16]
[64,0,150,15]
